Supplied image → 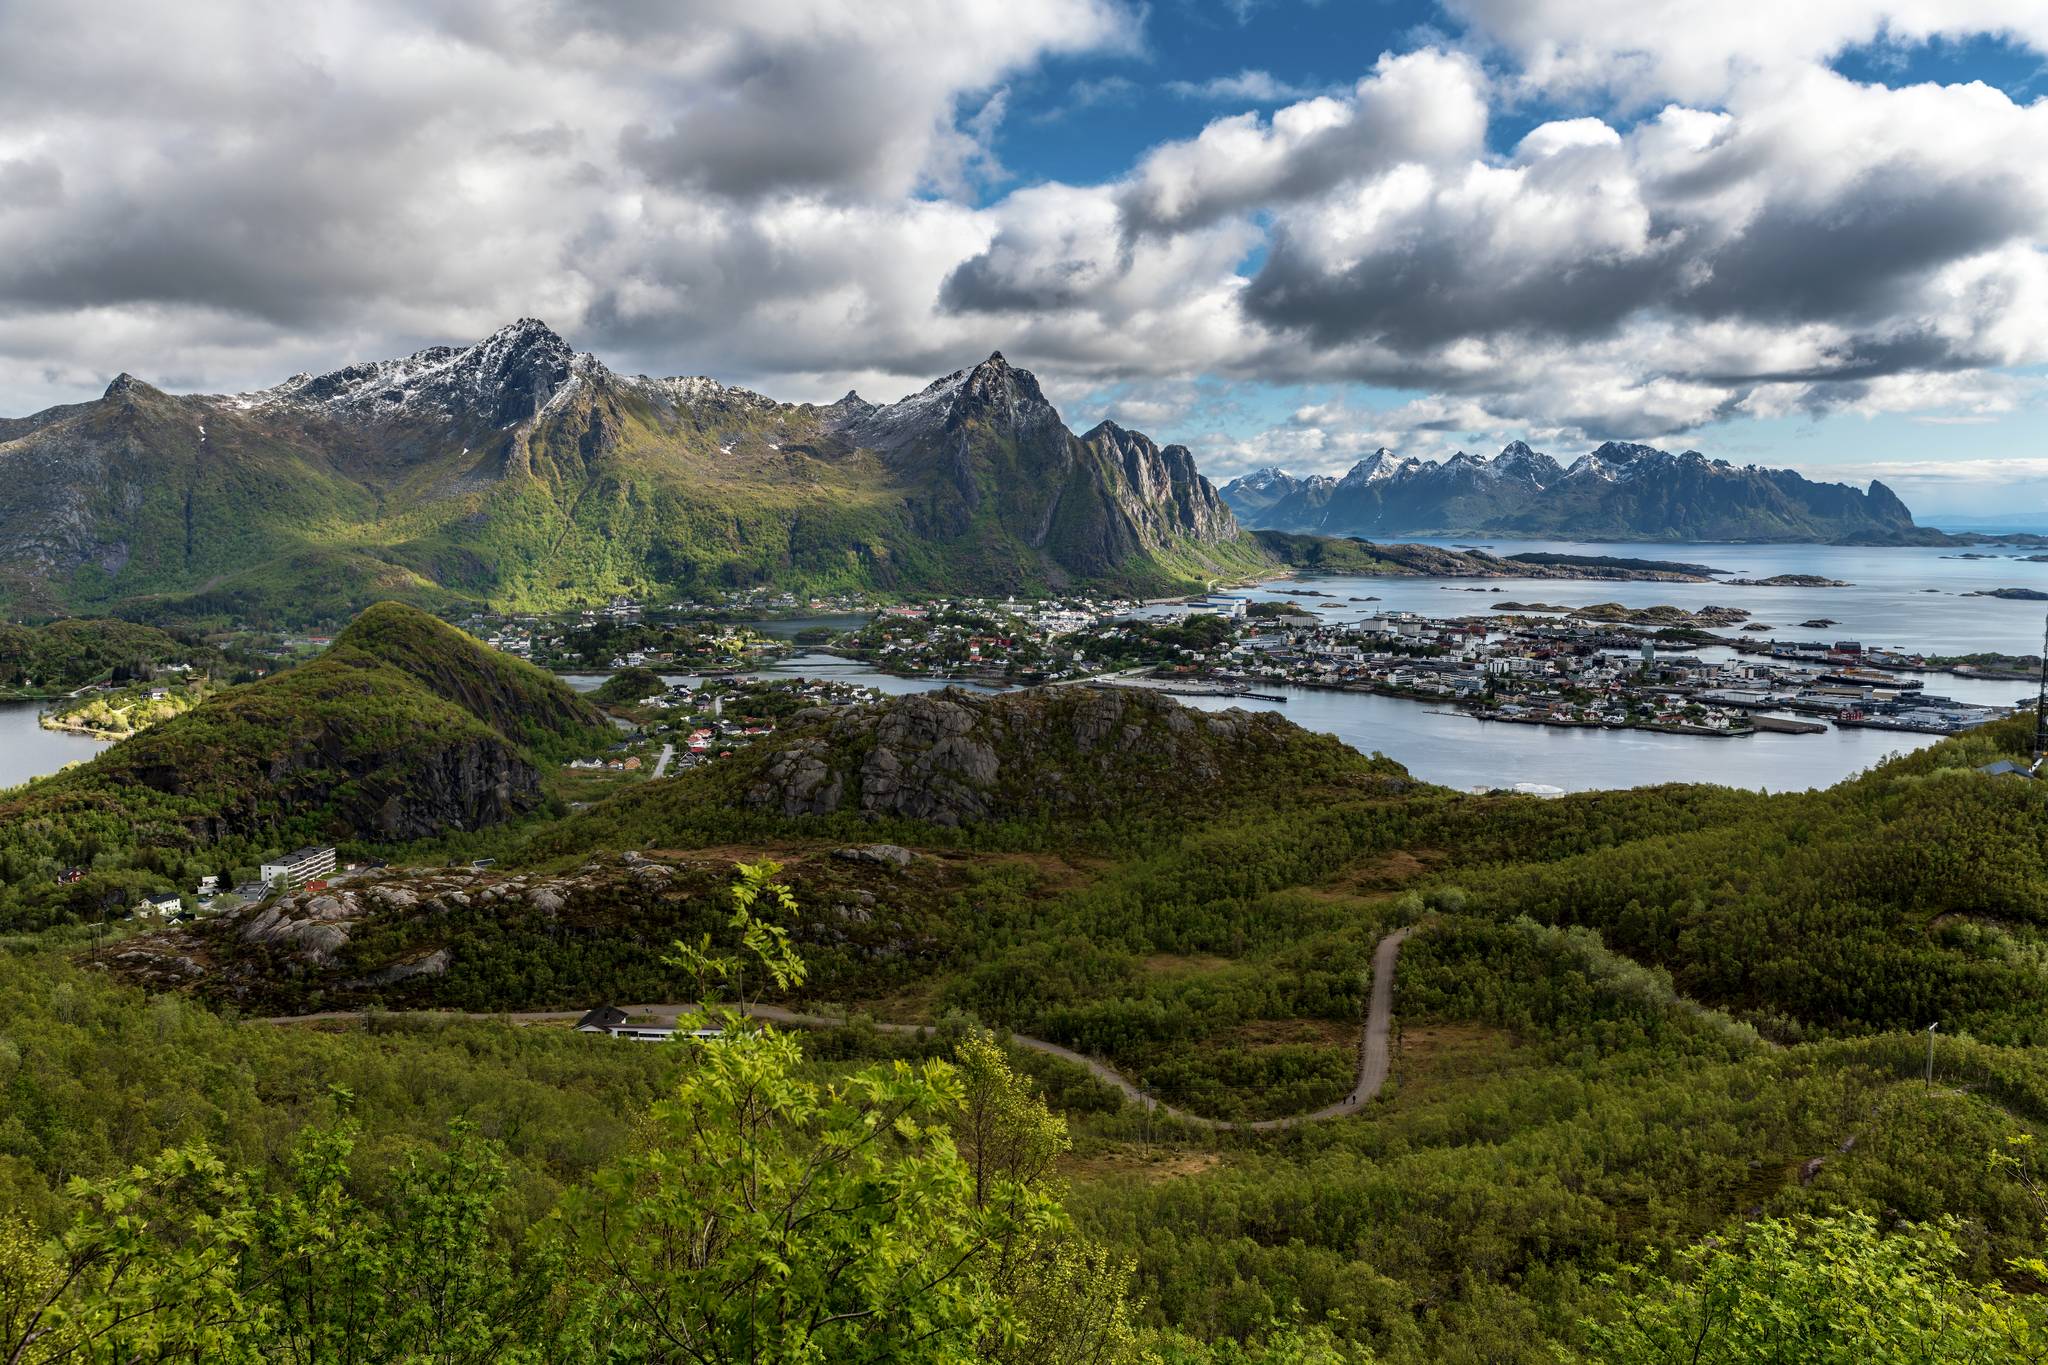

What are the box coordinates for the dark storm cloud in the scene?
[1240,226,1679,350]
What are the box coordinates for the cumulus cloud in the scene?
[1,0,2045,478]
[1219,67,2048,435]
[1119,48,1490,233]
[1444,0,2048,105]
[0,0,1140,408]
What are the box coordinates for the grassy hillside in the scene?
[116,696,2048,1096]
[0,603,611,929]
[29,698,2048,1361]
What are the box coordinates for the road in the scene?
[261,927,1416,1132]
[651,742,674,778]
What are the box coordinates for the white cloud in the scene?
[1119,48,1491,233]
[0,0,2045,477]
[0,0,1142,409]
[1166,69,1328,102]
[1445,0,2048,105]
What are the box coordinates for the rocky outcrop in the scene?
[742,685,1338,828]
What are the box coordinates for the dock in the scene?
[1750,715,1829,734]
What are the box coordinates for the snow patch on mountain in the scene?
[231,319,601,429]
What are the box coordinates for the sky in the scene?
[1,1,2046,524]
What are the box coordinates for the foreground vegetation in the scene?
[8,866,2048,1362]
[5,606,2048,1359]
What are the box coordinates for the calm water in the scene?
[739,614,874,641]
[1206,538,2048,657]
[1118,538,2048,791]
[1165,683,1944,794]
[0,701,113,789]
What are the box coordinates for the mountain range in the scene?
[0,320,1260,621]
[1221,441,1937,544]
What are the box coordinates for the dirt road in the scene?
[261,927,1416,1131]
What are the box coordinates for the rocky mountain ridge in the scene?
[0,323,1262,620]
[1223,439,1932,544]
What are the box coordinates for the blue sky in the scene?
[2,0,2046,524]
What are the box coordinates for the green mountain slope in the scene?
[0,323,1271,622]
[0,603,610,927]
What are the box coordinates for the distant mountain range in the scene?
[0,321,1260,621]
[1221,441,1943,544]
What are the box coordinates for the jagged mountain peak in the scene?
[841,349,1062,452]
[102,372,155,401]
[959,349,1049,409]
[1340,448,1415,485]
[231,318,602,429]
[1491,441,1562,486]
[1080,418,1155,449]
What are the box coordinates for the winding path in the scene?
[261,927,1416,1133]
[650,742,675,779]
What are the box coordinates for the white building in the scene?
[260,845,337,889]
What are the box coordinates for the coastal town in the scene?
[58,584,2030,931]
[451,587,2022,747]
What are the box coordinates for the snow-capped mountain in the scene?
[235,318,600,429]
[1221,439,1923,543]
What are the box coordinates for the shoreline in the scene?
[38,714,131,741]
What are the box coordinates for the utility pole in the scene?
[1926,1021,1939,1092]
[2033,613,2047,774]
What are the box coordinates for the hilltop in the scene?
[527,682,1407,857]
[0,602,610,928]
[0,323,1266,621]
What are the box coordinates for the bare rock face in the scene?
[237,887,374,966]
[833,844,915,868]
[348,948,452,989]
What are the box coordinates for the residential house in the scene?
[135,891,181,920]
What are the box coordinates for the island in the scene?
[1489,602,1750,628]
[1724,574,1851,587]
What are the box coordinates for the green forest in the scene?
[3,606,2048,1361]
